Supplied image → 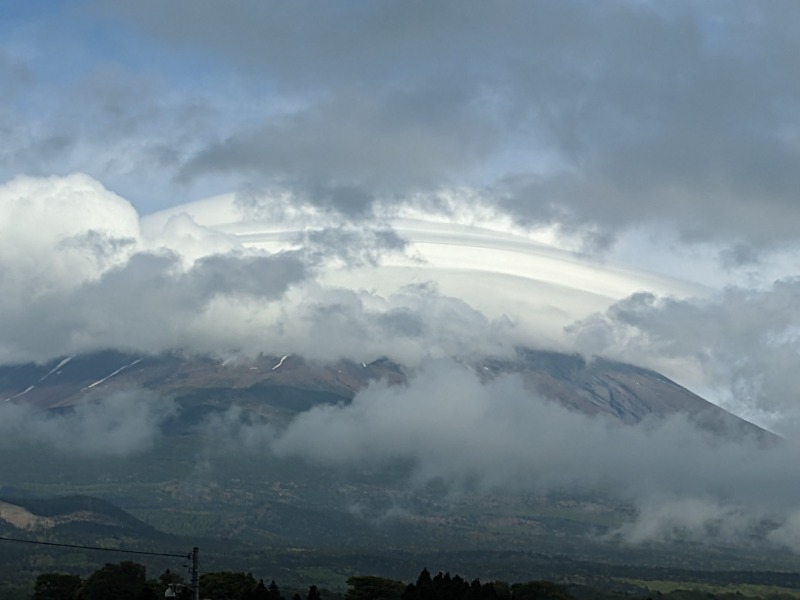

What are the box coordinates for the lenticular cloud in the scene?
[0,173,698,367]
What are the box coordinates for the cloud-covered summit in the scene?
[0,174,519,364]
[5,169,800,446]
[0,171,711,364]
[5,2,800,560]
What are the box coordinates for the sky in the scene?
[3,0,800,551]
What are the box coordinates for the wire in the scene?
[0,535,188,558]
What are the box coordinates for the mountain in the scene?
[0,348,767,438]
[0,349,786,580]
[0,491,157,534]
[488,349,772,439]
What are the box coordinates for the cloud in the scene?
[767,511,800,552]
[4,0,800,561]
[568,281,800,435]
[1,0,798,279]
[232,281,518,366]
[297,225,408,267]
[0,10,227,211]
[0,390,175,457]
[177,85,496,206]
[0,173,140,296]
[75,1,800,255]
[266,359,800,550]
[198,405,277,454]
[0,247,311,362]
[0,174,523,365]
[0,174,306,361]
[3,172,796,443]
[611,497,758,547]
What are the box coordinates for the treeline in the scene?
[29,561,306,600]
[22,562,800,600]
[26,564,578,600]
[400,568,573,600]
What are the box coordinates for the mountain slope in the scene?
[0,348,769,440]
[0,349,792,575]
[0,492,157,534]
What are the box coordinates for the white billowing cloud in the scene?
[149,211,243,267]
[0,173,703,366]
[0,175,524,364]
[268,360,800,550]
[247,282,519,365]
[0,173,140,298]
[0,176,296,360]
[0,390,175,457]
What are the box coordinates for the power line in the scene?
[1,535,201,598]
[0,535,188,559]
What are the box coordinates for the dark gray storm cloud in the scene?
[178,87,495,204]
[79,0,800,254]
[2,5,781,246]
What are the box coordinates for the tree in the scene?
[413,569,434,600]
[307,584,322,600]
[33,573,82,600]
[200,571,258,600]
[251,579,270,600]
[267,579,284,600]
[79,562,149,600]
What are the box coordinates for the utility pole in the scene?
[191,546,199,600]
